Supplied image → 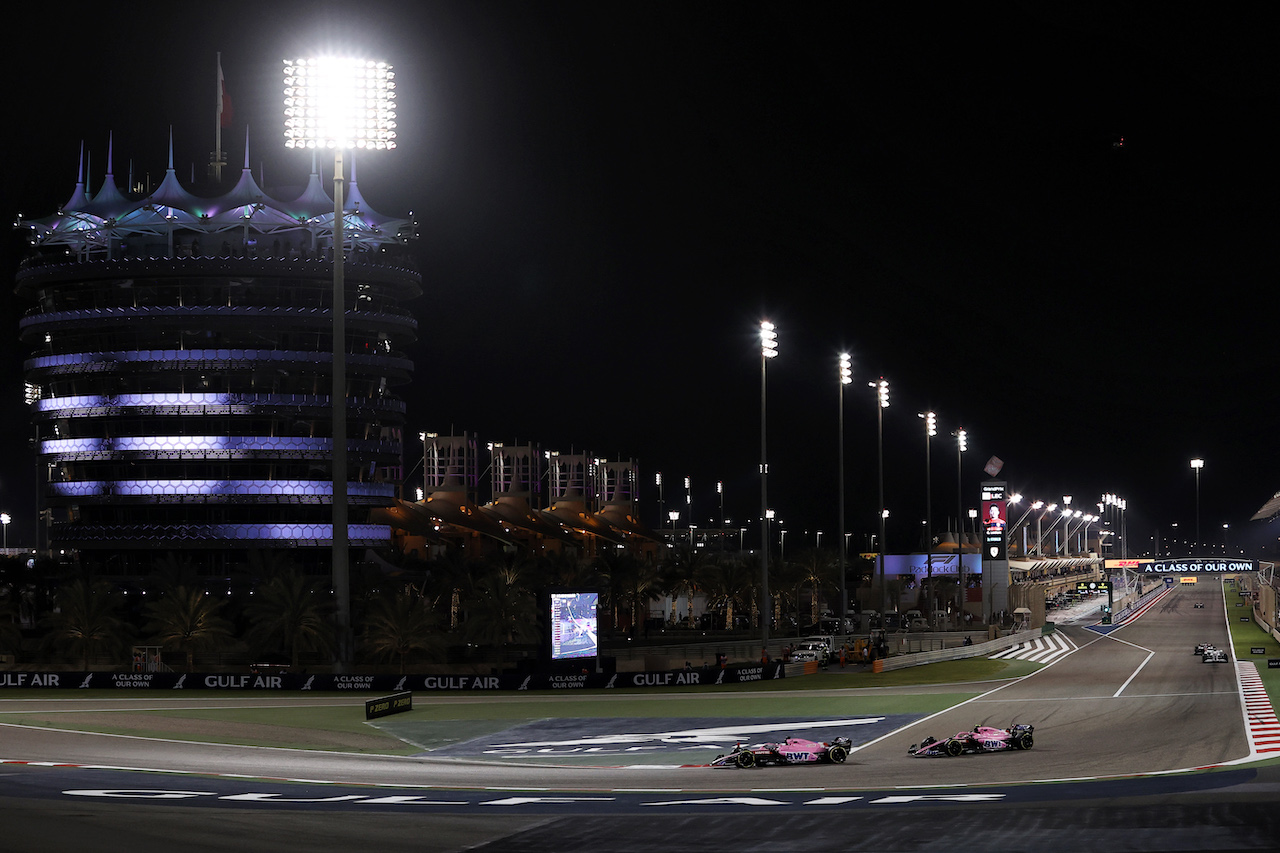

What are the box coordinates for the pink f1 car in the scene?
[908,724,1034,757]
[711,735,852,768]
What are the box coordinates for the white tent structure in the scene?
[19,130,415,261]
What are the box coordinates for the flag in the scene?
[217,53,234,128]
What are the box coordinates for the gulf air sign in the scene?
[1143,558,1257,574]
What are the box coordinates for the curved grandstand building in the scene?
[14,136,420,577]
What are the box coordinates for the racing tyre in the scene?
[1016,733,1034,750]
[736,750,756,769]
[826,745,848,764]
[944,739,963,757]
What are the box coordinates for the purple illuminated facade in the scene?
[14,136,419,576]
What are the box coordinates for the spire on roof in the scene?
[59,141,90,212]
[82,132,133,218]
[343,151,393,226]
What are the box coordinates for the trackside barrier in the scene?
[782,660,821,678]
[0,662,786,692]
[873,628,1049,672]
[1111,585,1171,625]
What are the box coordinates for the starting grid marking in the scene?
[988,632,1078,663]
[1237,662,1280,756]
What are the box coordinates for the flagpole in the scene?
[212,53,226,183]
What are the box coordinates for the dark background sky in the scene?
[1,3,1275,558]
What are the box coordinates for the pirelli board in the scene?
[1143,558,1258,574]
[365,691,413,720]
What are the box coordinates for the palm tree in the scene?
[420,547,480,630]
[695,554,756,631]
[597,549,662,637]
[461,557,538,647]
[141,586,235,672]
[536,549,602,590]
[361,589,444,673]
[0,596,21,658]
[659,543,706,627]
[40,580,131,669]
[793,549,838,629]
[244,569,335,669]
[144,552,200,595]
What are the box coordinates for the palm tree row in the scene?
[0,543,853,671]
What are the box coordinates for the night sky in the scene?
[1,3,1275,558]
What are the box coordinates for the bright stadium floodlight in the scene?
[283,56,397,670]
[283,58,397,150]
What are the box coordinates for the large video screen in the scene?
[549,591,599,660]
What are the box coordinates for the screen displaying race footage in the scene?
[549,591,599,660]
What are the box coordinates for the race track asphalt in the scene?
[1,577,1274,852]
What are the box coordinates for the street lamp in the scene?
[684,477,692,541]
[837,353,852,630]
[760,320,778,646]
[1190,458,1204,555]
[655,472,664,534]
[717,480,725,549]
[284,56,397,668]
[0,513,9,550]
[870,378,890,620]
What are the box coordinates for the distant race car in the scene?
[1202,647,1229,663]
[1195,642,1215,655]
[711,736,852,768]
[908,724,1034,758]
[1193,602,1205,609]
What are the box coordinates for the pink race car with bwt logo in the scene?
[908,724,1034,757]
[711,736,852,768]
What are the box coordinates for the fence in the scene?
[873,626,1049,672]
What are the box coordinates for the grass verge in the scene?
[0,658,1037,754]
[1224,578,1280,710]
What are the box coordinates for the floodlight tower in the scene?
[837,354,852,630]
[870,378,890,620]
[954,427,967,624]
[919,411,936,619]
[1190,458,1204,555]
[283,57,397,667]
[760,321,778,646]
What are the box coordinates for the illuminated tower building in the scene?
[13,134,419,579]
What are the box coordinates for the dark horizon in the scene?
[2,3,1275,559]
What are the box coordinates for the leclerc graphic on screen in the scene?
[550,591,599,660]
